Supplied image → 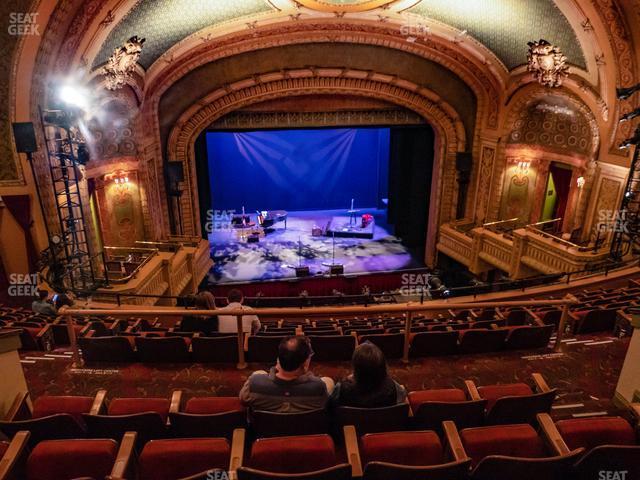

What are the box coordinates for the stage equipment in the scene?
[617,83,640,100]
[611,112,640,259]
[38,106,97,291]
[527,39,569,87]
[323,232,344,275]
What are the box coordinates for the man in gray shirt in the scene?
[239,336,334,413]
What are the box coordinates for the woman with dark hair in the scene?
[331,342,406,408]
[179,290,218,335]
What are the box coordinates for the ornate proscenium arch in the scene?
[167,68,466,264]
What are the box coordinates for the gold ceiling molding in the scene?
[293,0,396,12]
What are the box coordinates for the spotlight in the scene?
[619,107,640,123]
[58,84,89,110]
[617,83,640,100]
[76,144,90,165]
[619,126,640,149]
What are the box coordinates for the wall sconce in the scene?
[106,171,131,193]
[514,160,531,181]
[576,176,585,189]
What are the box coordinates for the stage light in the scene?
[576,176,585,189]
[58,84,90,110]
[619,126,640,149]
[619,107,640,123]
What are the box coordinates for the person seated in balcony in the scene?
[218,288,261,334]
[32,289,57,316]
[180,291,218,335]
[53,292,74,310]
[330,342,406,408]
[239,336,334,412]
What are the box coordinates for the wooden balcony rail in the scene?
[61,297,578,369]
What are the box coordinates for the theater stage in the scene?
[207,209,422,284]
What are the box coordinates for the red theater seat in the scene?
[555,416,640,479]
[184,397,244,415]
[250,408,329,438]
[408,388,486,431]
[468,374,557,425]
[451,415,583,480]
[138,438,231,480]
[170,397,246,438]
[361,430,443,466]
[108,397,171,421]
[334,403,409,435]
[477,383,533,410]
[238,434,352,479]
[26,439,118,480]
[31,396,95,423]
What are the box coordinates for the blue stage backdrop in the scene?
[206,127,390,212]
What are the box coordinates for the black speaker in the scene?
[295,266,310,277]
[330,264,344,275]
[456,152,473,173]
[167,162,184,182]
[12,122,37,153]
[247,234,260,243]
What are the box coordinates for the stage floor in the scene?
[207,209,422,284]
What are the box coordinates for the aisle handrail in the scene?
[60,296,578,369]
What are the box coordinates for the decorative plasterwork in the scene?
[160,69,465,263]
[209,108,425,130]
[294,0,397,12]
[407,0,586,70]
[92,0,274,69]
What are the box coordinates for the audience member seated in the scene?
[330,342,406,408]
[239,336,333,412]
[180,291,218,335]
[31,290,56,316]
[218,289,261,334]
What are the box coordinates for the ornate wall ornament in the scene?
[527,39,570,88]
[102,36,145,91]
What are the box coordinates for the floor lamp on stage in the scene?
[327,232,344,275]
[295,237,310,277]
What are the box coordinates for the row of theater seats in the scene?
[1,376,638,479]
[0,373,556,446]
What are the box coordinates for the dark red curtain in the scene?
[2,195,38,273]
[551,166,573,227]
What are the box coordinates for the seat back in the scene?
[505,310,527,326]
[82,412,167,446]
[26,438,118,480]
[79,336,135,363]
[334,403,409,435]
[575,308,617,333]
[251,409,329,438]
[571,445,640,480]
[31,395,95,422]
[470,450,582,480]
[307,335,355,361]
[247,434,338,474]
[138,438,231,480]
[363,459,471,480]
[169,411,246,439]
[555,416,637,451]
[0,414,86,448]
[505,325,554,350]
[237,464,352,480]
[459,329,508,354]
[192,336,238,363]
[410,331,459,357]
[485,390,556,425]
[414,400,487,432]
[358,333,405,359]
[247,336,285,363]
[135,336,191,363]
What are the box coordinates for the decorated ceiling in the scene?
[93,0,587,72]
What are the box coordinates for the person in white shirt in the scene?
[218,289,261,334]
